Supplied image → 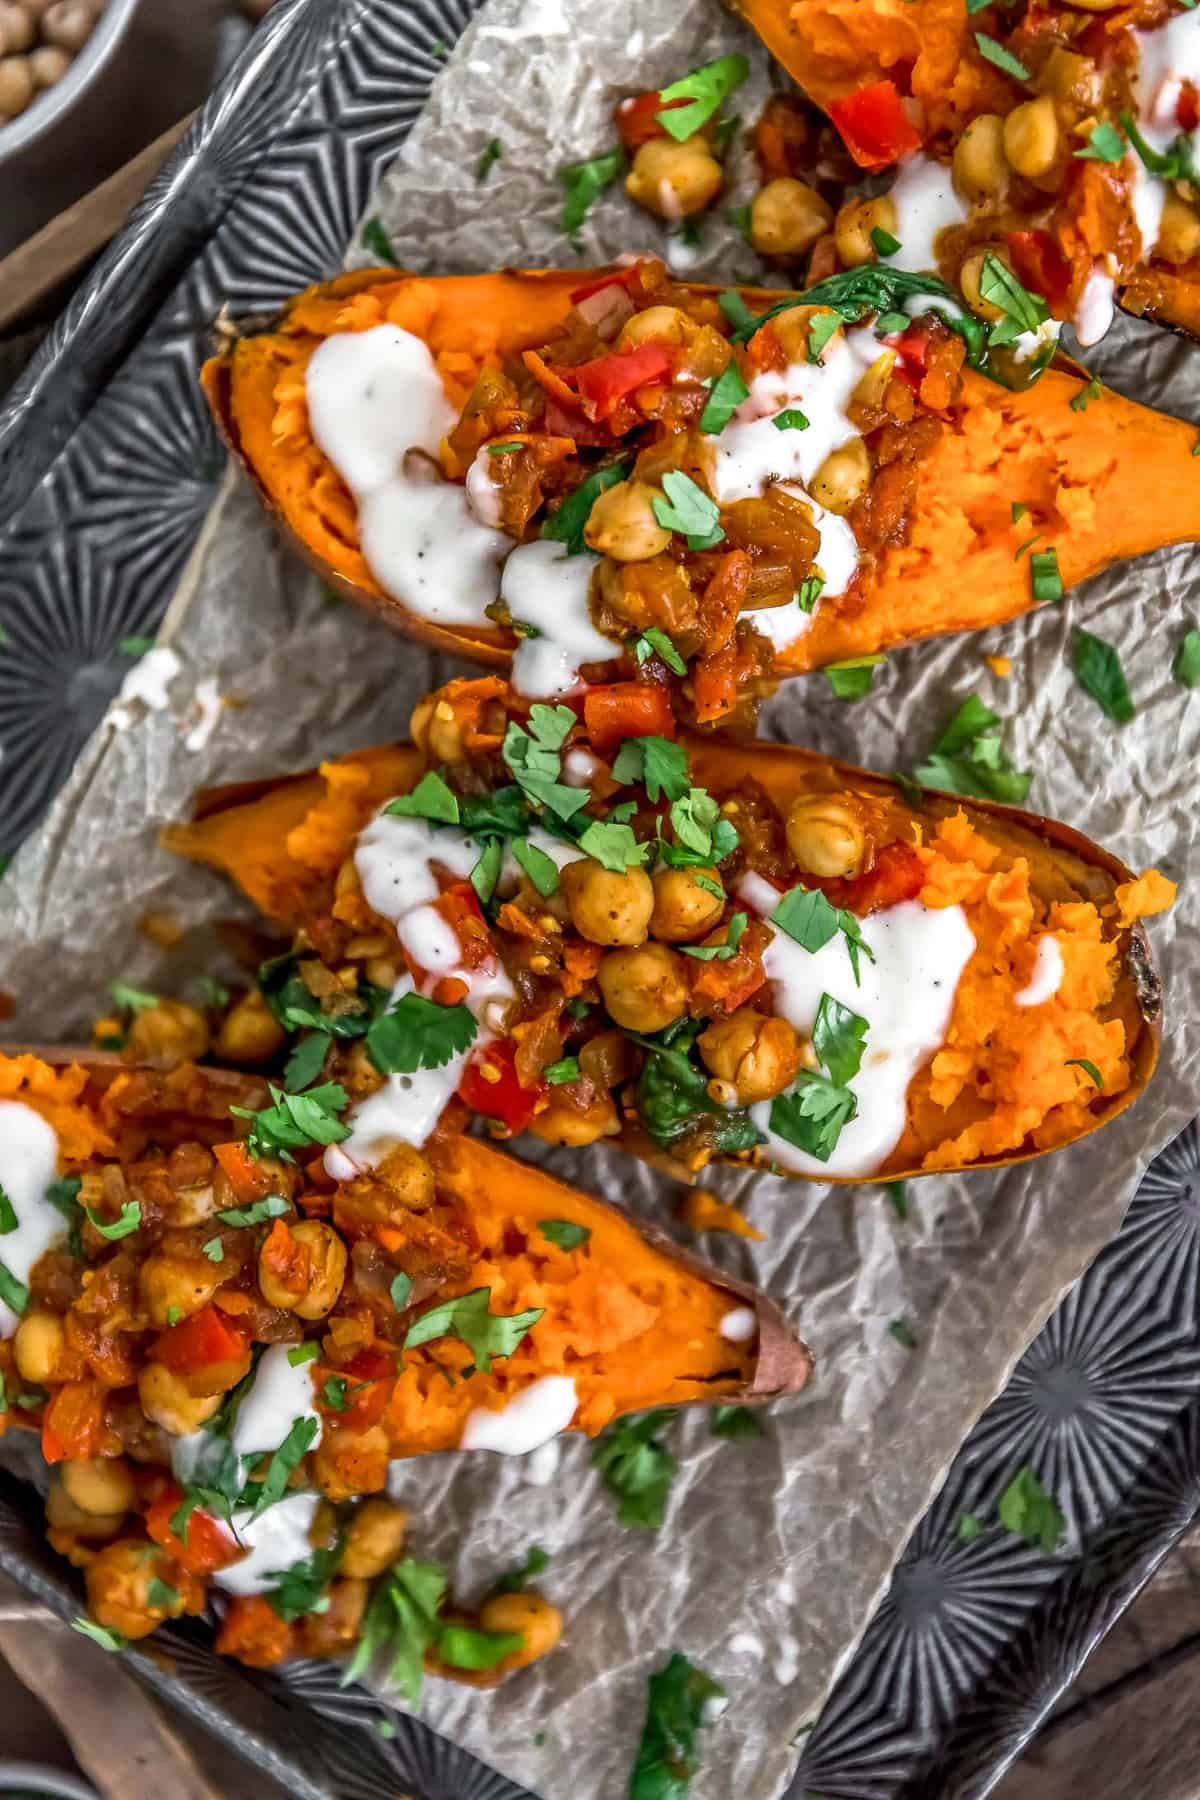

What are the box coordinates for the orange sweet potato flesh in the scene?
[203,268,1200,682]
[164,737,1162,1183]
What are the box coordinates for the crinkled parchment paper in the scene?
[1,0,1198,1793]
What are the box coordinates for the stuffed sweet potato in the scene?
[165,677,1170,1186]
[734,0,1200,344]
[0,1049,808,1678]
[202,261,1200,729]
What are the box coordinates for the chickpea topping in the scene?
[626,135,723,220]
[258,1219,347,1319]
[1002,96,1060,180]
[852,349,897,411]
[138,1362,222,1436]
[952,113,1008,202]
[139,1252,223,1328]
[340,1498,409,1580]
[61,1457,135,1519]
[959,245,1013,320]
[0,5,34,53]
[214,989,287,1064]
[312,1421,390,1502]
[84,1540,198,1641]
[0,53,33,117]
[706,1076,738,1106]
[561,856,654,946]
[583,479,672,563]
[834,195,898,269]
[1156,191,1200,264]
[597,942,688,1032]
[45,1481,124,1542]
[42,1,95,53]
[809,437,871,516]
[785,795,866,878]
[616,305,694,351]
[1037,47,1099,107]
[478,1590,564,1668]
[126,999,210,1070]
[28,42,66,86]
[649,865,724,943]
[14,1309,68,1384]
[750,178,833,259]
[527,1088,621,1146]
[698,1008,804,1104]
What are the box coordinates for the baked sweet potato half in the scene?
[0,1049,808,1678]
[733,0,1200,344]
[202,260,1200,729]
[164,677,1170,1186]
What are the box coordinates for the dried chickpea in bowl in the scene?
[0,0,123,129]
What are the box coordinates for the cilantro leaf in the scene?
[1120,109,1200,186]
[996,1465,1065,1553]
[266,1539,344,1622]
[769,1071,858,1162]
[476,137,502,183]
[251,1416,320,1517]
[812,994,868,1086]
[438,1623,525,1669]
[807,310,842,363]
[886,1179,908,1220]
[403,1286,544,1373]
[1066,1057,1104,1089]
[258,952,389,1042]
[202,1235,226,1261]
[1173,627,1200,688]
[1069,375,1103,413]
[146,1576,180,1611]
[230,1083,350,1161]
[366,992,477,1075]
[385,772,460,824]
[117,634,156,657]
[978,253,1048,347]
[543,1058,581,1086]
[774,408,810,431]
[287,1342,320,1366]
[669,788,726,856]
[505,837,556,897]
[502,708,591,820]
[631,1653,726,1798]
[361,216,399,265]
[593,1409,677,1528]
[612,735,691,803]
[341,1557,446,1704]
[1073,629,1135,723]
[796,574,824,612]
[538,1218,590,1249]
[72,1618,128,1653]
[0,1187,15,1235]
[542,458,631,556]
[871,225,902,256]
[492,1544,550,1594]
[655,53,750,140]
[824,655,884,700]
[284,1030,331,1093]
[111,980,158,1013]
[633,627,687,675]
[888,1318,918,1349]
[769,887,876,982]
[958,1512,984,1543]
[0,1263,28,1316]
[651,471,724,550]
[913,693,1032,804]
[710,1404,764,1441]
[1030,547,1063,601]
[680,911,747,961]
[559,148,625,238]
[577,817,653,872]
[699,359,749,434]
[216,1193,290,1228]
[973,31,1030,80]
[85,1200,141,1242]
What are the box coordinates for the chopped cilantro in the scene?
[341,1557,447,1705]
[85,1200,141,1241]
[201,1237,224,1263]
[699,360,749,434]
[885,1179,908,1220]
[385,771,460,824]
[1011,500,1028,524]
[710,1404,764,1440]
[973,31,1030,80]
[502,705,591,820]
[888,1318,918,1349]
[593,1409,677,1528]
[633,627,687,675]
[366,992,477,1075]
[577,817,653,873]
[958,1512,984,1543]
[631,1654,725,1798]
[390,1271,413,1311]
[824,655,884,700]
[796,574,824,612]
[251,1416,320,1517]
[147,1576,180,1611]
[216,1193,290,1228]
[1173,627,1200,688]
[361,216,399,265]
[913,693,1032,805]
[807,310,842,363]
[812,993,868,1086]
[0,1187,15,1235]
[978,253,1047,347]
[1073,629,1134,722]
[110,980,158,1013]
[997,1466,1065,1553]
[679,910,747,961]
[559,148,625,239]
[285,1030,331,1094]
[773,408,810,431]
[769,1072,858,1162]
[1120,108,1200,185]
[266,1540,344,1622]
[543,1058,582,1086]
[1030,547,1063,601]
[231,1083,351,1160]
[511,836,561,896]
[1069,375,1103,412]
[651,471,724,550]
[287,1342,320,1366]
[1066,1057,1103,1089]
[769,886,875,983]
[72,1618,128,1653]
[322,1377,350,1412]
[476,138,502,183]
[612,734,691,803]
[0,1264,28,1316]
[117,634,156,657]
[492,1544,550,1594]
[718,289,758,335]
[538,1218,590,1249]
[438,1623,525,1669]
[542,458,631,556]
[871,225,901,256]
[403,1287,544,1373]
[655,53,750,141]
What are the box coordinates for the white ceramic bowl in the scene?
[0,0,141,163]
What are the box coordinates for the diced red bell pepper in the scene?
[145,1486,240,1574]
[614,90,689,152]
[822,840,926,916]
[434,880,493,971]
[574,345,672,420]
[1005,230,1073,314]
[458,1038,546,1136]
[322,1347,395,1433]
[41,1380,111,1465]
[153,1305,249,1377]
[828,80,920,171]
[583,681,675,752]
[213,1140,277,1203]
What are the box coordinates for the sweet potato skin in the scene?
[203,267,1200,682]
[165,737,1161,1184]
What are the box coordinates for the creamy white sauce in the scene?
[701,1694,731,1724]
[1014,934,1063,1008]
[1013,317,1063,364]
[306,325,509,626]
[212,1492,322,1598]
[231,1343,323,1461]
[772,1632,801,1686]
[712,328,876,504]
[745,486,859,656]
[465,446,505,528]
[503,540,616,697]
[739,873,975,1178]
[523,1438,563,1486]
[666,231,705,273]
[885,153,968,276]
[563,746,602,787]
[460,1375,578,1453]
[719,1306,758,1343]
[109,646,182,732]
[1074,269,1116,348]
[184,678,223,753]
[1133,9,1200,256]
[0,1103,65,1335]
[729,1631,765,1657]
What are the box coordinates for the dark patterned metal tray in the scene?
[1,3,1199,1795]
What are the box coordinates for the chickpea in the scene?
[139,1253,223,1328]
[952,113,1008,202]
[834,195,898,269]
[213,990,286,1063]
[299,1576,369,1657]
[478,1591,564,1669]
[750,178,833,259]
[14,1310,69,1384]
[29,45,70,88]
[770,305,831,365]
[527,1088,621,1146]
[809,436,871,515]
[61,1458,136,1519]
[45,1480,124,1542]
[376,1142,436,1212]
[126,999,210,1069]
[312,1422,390,1501]
[138,1362,222,1436]
[258,1219,347,1319]
[626,135,723,221]
[1036,47,1099,106]
[1002,96,1060,179]
[340,1497,408,1579]
[698,1008,803,1104]
[959,244,1013,320]
[0,55,33,118]
[583,479,672,563]
[598,942,687,1032]
[649,865,724,943]
[1156,191,1200,264]
[1062,0,1122,11]
[42,2,96,53]
[616,305,693,351]
[561,856,653,947]
[785,795,866,878]
[85,1540,198,1641]
[0,4,33,53]
[409,694,470,764]
[852,349,896,410]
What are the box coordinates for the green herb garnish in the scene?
[1073,629,1134,722]
[538,1218,591,1250]
[559,148,625,240]
[366,992,477,1076]
[655,54,750,141]
[630,1653,726,1798]
[913,693,1032,804]
[699,360,750,434]
[593,1409,677,1528]
[403,1287,544,1373]
[651,471,724,551]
